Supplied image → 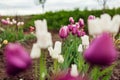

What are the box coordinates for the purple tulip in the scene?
[79,18,84,28]
[68,24,73,31]
[88,15,95,20]
[59,26,69,39]
[72,26,77,35]
[84,33,117,66]
[69,17,74,24]
[52,69,88,80]
[5,43,32,76]
[76,22,80,29]
[1,19,9,25]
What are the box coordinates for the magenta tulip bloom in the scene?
[88,15,95,20]
[84,33,117,66]
[72,26,77,35]
[52,70,88,80]
[59,26,69,39]
[79,18,84,27]
[68,24,73,31]
[5,43,32,76]
[69,17,74,24]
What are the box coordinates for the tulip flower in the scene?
[88,14,120,36]
[70,64,79,77]
[34,19,48,34]
[4,43,31,76]
[81,35,89,47]
[30,43,41,59]
[48,41,64,63]
[57,55,64,63]
[52,65,88,80]
[79,18,84,27]
[59,26,69,39]
[111,15,120,36]
[1,19,9,25]
[29,26,35,32]
[69,17,74,24]
[35,19,53,49]
[88,15,95,20]
[84,33,117,66]
[68,24,73,31]
[3,40,8,45]
[78,44,83,53]
[75,22,80,29]
[72,26,77,35]
[36,32,53,49]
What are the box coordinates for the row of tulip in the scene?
[1,18,24,26]
[3,13,120,80]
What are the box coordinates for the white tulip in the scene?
[111,15,120,36]
[81,35,89,46]
[54,41,62,55]
[88,18,102,35]
[48,41,62,59]
[100,14,112,32]
[48,41,64,63]
[70,64,79,77]
[48,46,59,59]
[30,43,41,59]
[88,13,120,36]
[36,32,52,49]
[57,55,64,63]
[34,19,48,34]
[78,44,83,53]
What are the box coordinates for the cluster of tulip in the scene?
[1,18,24,26]
[59,17,86,39]
[3,13,120,80]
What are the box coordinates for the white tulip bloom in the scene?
[36,32,52,49]
[34,19,48,34]
[111,15,120,36]
[88,18,102,35]
[78,44,83,53]
[30,43,41,59]
[48,41,62,59]
[48,41,64,63]
[81,35,89,46]
[70,64,79,77]
[57,55,64,63]
[88,13,120,36]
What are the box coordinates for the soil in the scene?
[0,30,120,80]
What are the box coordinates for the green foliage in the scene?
[0,28,35,43]
[25,8,120,31]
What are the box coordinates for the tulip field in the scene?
[0,13,120,80]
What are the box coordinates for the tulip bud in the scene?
[69,17,74,24]
[84,33,117,66]
[30,43,41,59]
[88,15,96,20]
[79,18,84,27]
[75,22,80,29]
[59,26,69,39]
[20,22,24,25]
[5,43,31,76]
[81,35,89,47]
[78,44,83,53]
[3,40,8,45]
[70,64,79,77]
[58,55,64,63]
